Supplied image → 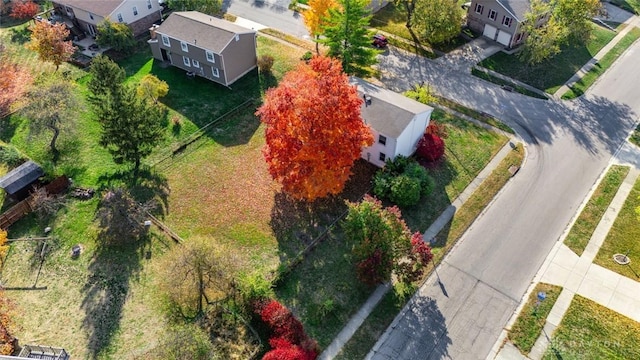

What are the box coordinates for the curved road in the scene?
[367,39,640,359]
[221,2,640,358]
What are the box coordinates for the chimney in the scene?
[149,24,158,39]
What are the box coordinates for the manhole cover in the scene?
[613,253,630,265]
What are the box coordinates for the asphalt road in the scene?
[368,40,640,360]
[221,5,640,359]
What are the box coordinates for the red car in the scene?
[372,34,388,49]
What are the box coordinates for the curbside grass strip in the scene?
[563,165,630,256]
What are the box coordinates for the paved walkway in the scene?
[319,128,521,360]
[434,37,503,73]
[554,3,640,97]
[490,158,640,360]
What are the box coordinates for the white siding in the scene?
[361,128,397,168]
[395,111,431,158]
[65,6,105,26]
[111,0,160,24]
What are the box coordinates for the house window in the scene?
[379,152,386,162]
[161,35,170,46]
[212,67,219,78]
[181,41,188,52]
[206,51,215,63]
[475,3,484,14]
[147,0,152,9]
[192,59,200,68]
[488,9,497,21]
[183,56,190,67]
[89,13,94,20]
[117,13,123,22]
[502,16,512,27]
[133,6,138,16]
[378,135,387,146]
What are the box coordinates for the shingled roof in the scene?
[54,0,124,18]
[0,161,43,195]
[349,77,432,138]
[496,0,532,21]
[155,11,256,53]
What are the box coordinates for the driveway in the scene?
[368,41,640,359]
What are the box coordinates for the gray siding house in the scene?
[148,12,257,87]
[466,0,549,48]
[350,77,433,168]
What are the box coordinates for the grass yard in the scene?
[478,24,622,93]
[564,165,629,256]
[594,174,640,280]
[542,295,640,359]
[470,68,549,99]
[563,27,640,99]
[336,142,525,359]
[0,18,306,358]
[508,283,562,354]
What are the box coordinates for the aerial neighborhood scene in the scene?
[1,0,640,358]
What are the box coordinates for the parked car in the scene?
[372,34,388,49]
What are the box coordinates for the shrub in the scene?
[417,132,445,162]
[372,156,435,206]
[0,145,25,169]
[258,54,275,73]
[96,19,135,52]
[404,83,437,105]
[10,1,39,20]
[301,51,313,62]
[389,174,421,207]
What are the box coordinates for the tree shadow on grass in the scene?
[96,166,170,217]
[269,160,377,263]
[9,25,30,44]
[81,235,147,359]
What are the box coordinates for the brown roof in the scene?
[155,11,256,53]
[54,0,124,17]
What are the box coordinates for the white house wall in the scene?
[395,110,431,157]
[361,128,397,168]
[62,5,105,27]
[112,0,160,24]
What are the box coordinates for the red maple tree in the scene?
[416,123,447,162]
[256,56,373,201]
[0,55,33,118]
[10,1,39,20]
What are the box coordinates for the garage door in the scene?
[496,30,512,46]
[483,24,497,39]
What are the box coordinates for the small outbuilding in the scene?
[350,77,433,168]
[0,161,44,201]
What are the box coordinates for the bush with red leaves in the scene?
[256,300,319,360]
[10,1,39,20]
[417,132,445,162]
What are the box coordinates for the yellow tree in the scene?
[26,21,75,71]
[303,0,337,54]
[136,74,169,104]
[0,230,8,270]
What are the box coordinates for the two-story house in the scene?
[148,11,257,87]
[466,0,549,48]
[52,0,162,37]
[350,77,433,168]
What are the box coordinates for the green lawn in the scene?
[594,174,640,280]
[564,165,630,256]
[478,24,622,93]
[508,283,562,354]
[542,295,640,359]
[336,143,525,359]
[563,27,640,99]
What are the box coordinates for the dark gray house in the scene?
[0,161,43,200]
[466,0,550,48]
[148,12,257,87]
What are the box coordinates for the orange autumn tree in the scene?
[26,21,75,71]
[256,56,373,201]
[303,0,337,54]
[0,53,33,118]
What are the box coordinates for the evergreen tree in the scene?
[87,55,126,105]
[320,0,378,74]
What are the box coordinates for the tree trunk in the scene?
[197,267,204,316]
[49,126,60,161]
[315,35,320,55]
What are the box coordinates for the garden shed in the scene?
[0,161,44,200]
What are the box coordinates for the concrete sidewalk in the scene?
[318,131,520,360]
[554,3,640,98]
[490,164,640,360]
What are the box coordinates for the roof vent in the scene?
[363,94,372,107]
